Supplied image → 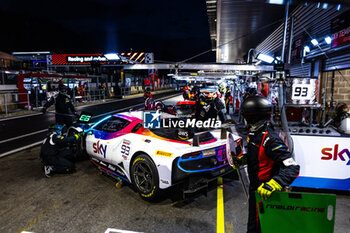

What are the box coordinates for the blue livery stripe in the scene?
[291,176,350,191]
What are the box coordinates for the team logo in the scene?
[93,140,107,158]
[143,111,161,129]
[321,144,350,165]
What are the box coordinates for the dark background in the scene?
[0,0,215,62]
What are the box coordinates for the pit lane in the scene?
[0,94,349,233]
[1,146,349,233]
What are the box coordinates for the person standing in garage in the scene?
[224,86,232,114]
[234,96,300,233]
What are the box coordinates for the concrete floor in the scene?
[0,146,349,233]
[1,95,349,233]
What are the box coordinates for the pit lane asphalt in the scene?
[1,146,349,233]
[0,91,179,156]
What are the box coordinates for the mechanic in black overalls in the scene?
[42,84,78,127]
[40,124,80,177]
[224,86,232,114]
[236,96,300,233]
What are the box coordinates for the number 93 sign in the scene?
[291,84,313,100]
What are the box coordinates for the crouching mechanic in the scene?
[235,96,300,233]
[40,124,80,177]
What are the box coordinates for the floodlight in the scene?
[104,53,120,60]
[267,0,284,5]
[311,39,319,46]
[256,53,274,64]
[325,36,332,45]
[304,46,310,53]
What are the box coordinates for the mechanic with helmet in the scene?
[236,96,300,233]
[144,87,152,100]
[42,84,78,127]
[40,124,80,177]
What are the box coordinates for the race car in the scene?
[170,100,196,118]
[200,86,218,101]
[70,111,242,200]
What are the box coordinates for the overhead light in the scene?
[256,53,275,64]
[311,39,319,46]
[337,4,341,11]
[104,53,120,60]
[304,46,310,53]
[267,0,284,5]
[325,36,332,45]
[322,3,328,9]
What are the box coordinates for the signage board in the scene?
[291,135,350,191]
[331,11,350,48]
[256,192,336,233]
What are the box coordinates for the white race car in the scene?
[71,111,242,200]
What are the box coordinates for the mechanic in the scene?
[224,86,232,114]
[234,95,300,233]
[183,83,190,100]
[40,124,80,177]
[144,87,152,100]
[42,84,78,127]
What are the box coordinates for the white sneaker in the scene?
[44,166,54,178]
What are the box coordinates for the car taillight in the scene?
[182,151,201,159]
[235,138,243,157]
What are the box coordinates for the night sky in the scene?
[0,0,215,62]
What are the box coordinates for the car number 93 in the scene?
[121,144,130,156]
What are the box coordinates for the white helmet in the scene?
[218,82,227,93]
[339,117,350,134]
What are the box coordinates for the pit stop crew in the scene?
[235,96,300,233]
[40,124,80,177]
[42,84,78,127]
[144,87,152,100]
[183,84,190,100]
[224,86,232,114]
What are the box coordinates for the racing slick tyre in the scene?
[67,129,87,161]
[131,154,160,201]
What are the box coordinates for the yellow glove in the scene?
[73,133,80,140]
[257,179,282,200]
[231,154,247,170]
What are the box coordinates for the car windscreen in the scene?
[174,104,195,115]
[149,125,215,143]
[93,116,130,133]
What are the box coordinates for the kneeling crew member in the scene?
[40,124,80,177]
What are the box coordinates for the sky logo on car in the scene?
[321,144,350,165]
[143,111,161,129]
[93,140,107,158]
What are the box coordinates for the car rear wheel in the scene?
[131,154,160,200]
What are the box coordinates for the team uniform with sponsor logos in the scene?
[43,92,77,127]
[40,133,77,176]
[246,123,300,233]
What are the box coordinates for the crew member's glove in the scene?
[41,107,47,114]
[257,179,283,200]
[230,154,247,170]
[73,133,80,140]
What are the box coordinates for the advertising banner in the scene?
[51,54,108,65]
[331,11,350,49]
[291,135,350,191]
